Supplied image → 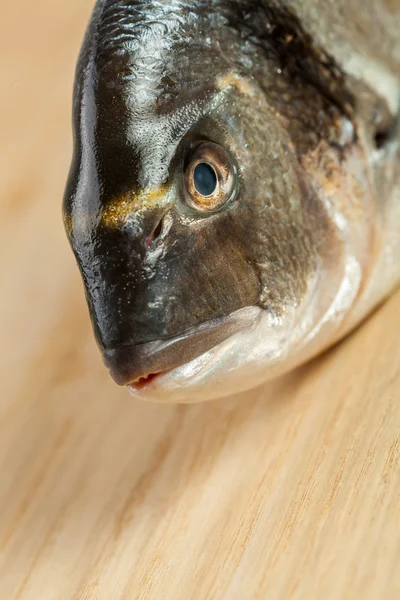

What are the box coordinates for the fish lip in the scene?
[128,372,166,394]
[103,307,258,387]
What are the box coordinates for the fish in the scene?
[63,0,400,403]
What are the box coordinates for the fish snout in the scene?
[103,309,258,386]
[103,329,229,386]
[103,342,175,386]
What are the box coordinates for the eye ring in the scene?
[183,141,237,213]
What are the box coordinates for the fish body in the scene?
[64,0,400,402]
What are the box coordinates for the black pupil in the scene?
[193,163,217,196]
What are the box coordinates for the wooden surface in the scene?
[1,2,400,599]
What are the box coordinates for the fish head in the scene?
[63,11,347,402]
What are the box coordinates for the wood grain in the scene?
[1,2,399,599]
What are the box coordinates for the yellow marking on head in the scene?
[101,185,168,229]
[63,211,73,236]
[216,73,257,97]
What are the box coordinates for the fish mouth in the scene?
[103,307,258,388]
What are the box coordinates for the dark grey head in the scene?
[64,0,350,393]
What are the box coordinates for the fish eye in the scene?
[183,141,237,212]
[193,163,217,196]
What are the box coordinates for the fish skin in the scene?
[63,0,400,402]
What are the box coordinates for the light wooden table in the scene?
[1,2,399,599]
